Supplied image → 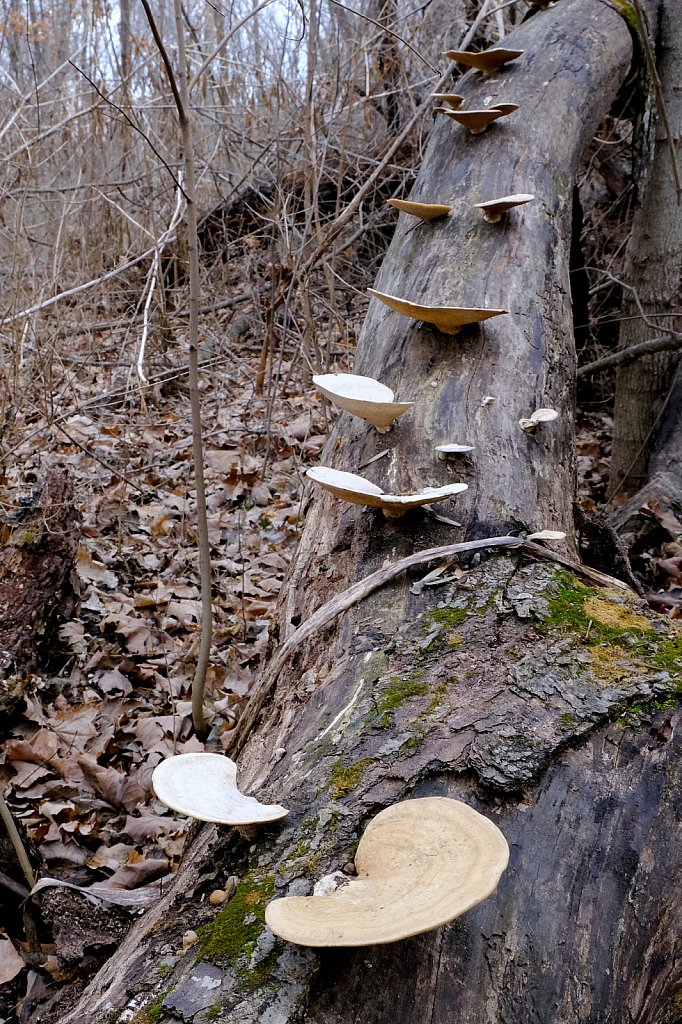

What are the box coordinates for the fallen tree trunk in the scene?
[54,5,682,1024]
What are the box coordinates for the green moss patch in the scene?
[322,758,374,799]
[375,675,428,727]
[197,873,275,975]
[542,573,682,685]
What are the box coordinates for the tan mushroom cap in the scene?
[527,529,566,541]
[151,752,289,825]
[430,92,464,108]
[435,443,475,461]
[436,106,509,134]
[387,199,452,221]
[368,287,507,335]
[312,373,414,433]
[475,193,534,223]
[265,797,509,947]
[306,466,467,518]
[519,407,558,432]
[444,47,524,73]
[487,103,519,116]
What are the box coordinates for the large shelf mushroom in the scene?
[474,193,534,223]
[312,373,414,433]
[436,106,512,135]
[152,752,288,825]
[368,287,507,335]
[265,797,509,947]
[306,466,467,518]
[444,47,523,74]
[387,199,452,221]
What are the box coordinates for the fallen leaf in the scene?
[0,937,24,984]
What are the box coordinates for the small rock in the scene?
[342,862,357,876]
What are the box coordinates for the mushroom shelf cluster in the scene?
[265,797,510,947]
[305,38,562,535]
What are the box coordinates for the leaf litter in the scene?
[0,337,343,986]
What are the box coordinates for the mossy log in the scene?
[52,4,682,1024]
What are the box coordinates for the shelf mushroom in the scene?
[435,443,475,461]
[312,373,414,433]
[519,408,558,432]
[474,193,534,223]
[436,106,511,135]
[265,797,509,947]
[430,92,464,108]
[368,288,507,335]
[387,199,452,221]
[306,466,467,518]
[527,530,566,541]
[444,47,523,74]
[151,752,288,825]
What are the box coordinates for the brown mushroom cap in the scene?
[152,753,289,825]
[444,47,523,73]
[306,466,467,518]
[368,287,507,335]
[436,107,509,135]
[430,92,464,108]
[312,373,414,433]
[265,797,509,947]
[387,199,452,221]
[474,193,535,223]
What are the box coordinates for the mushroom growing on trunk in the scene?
[474,193,534,223]
[306,466,467,518]
[368,288,507,335]
[444,46,524,74]
[312,373,414,433]
[151,752,289,824]
[265,797,509,946]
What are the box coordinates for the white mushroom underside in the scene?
[152,752,289,824]
[312,373,414,432]
[306,466,467,512]
[265,797,509,946]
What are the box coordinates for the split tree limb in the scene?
[578,332,682,376]
[228,536,632,757]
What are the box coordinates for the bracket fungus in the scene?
[519,407,558,432]
[436,106,510,134]
[435,443,475,460]
[430,92,464,108]
[312,372,414,433]
[306,466,467,518]
[151,752,289,825]
[265,797,509,947]
[474,193,534,223]
[444,47,523,74]
[527,530,566,541]
[387,198,452,221]
[368,288,507,335]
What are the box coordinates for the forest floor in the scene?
[0,305,680,1015]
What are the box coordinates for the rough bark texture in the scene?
[0,467,79,692]
[609,0,682,496]
[53,5,664,1024]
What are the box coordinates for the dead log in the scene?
[52,6,682,1024]
[0,467,79,694]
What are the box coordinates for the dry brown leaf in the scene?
[103,857,169,890]
[77,756,145,813]
[0,937,25,985]
[77,545,119,588]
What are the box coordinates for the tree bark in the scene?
[609,0,682,497]
[53,6,682,1024]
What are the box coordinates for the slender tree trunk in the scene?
[53,6,682,1024]
[609,0,682,497]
